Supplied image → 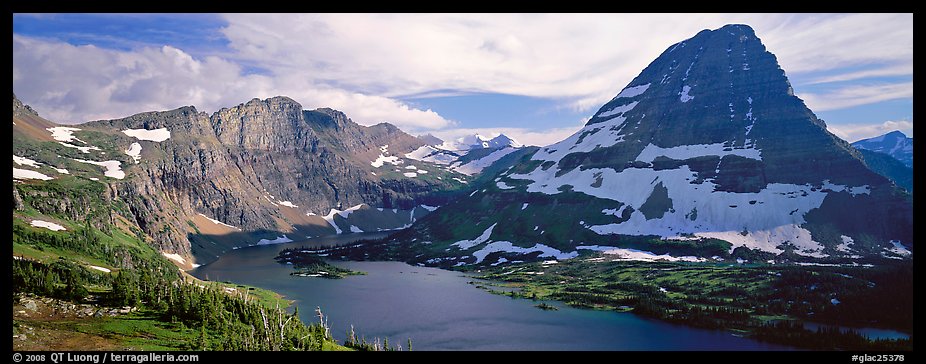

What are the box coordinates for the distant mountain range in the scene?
[848,131,913,194]
[404,133,525,176]
[852,131,913,168]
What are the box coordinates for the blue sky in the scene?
[13,13,912,145]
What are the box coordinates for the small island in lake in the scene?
[534,302,559,311]
[275,247,366,279]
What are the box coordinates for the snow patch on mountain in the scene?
[47,127,86,144]
[321,204,365,234]
[256,235,294,245]
[404,145,460,165]
[197,213,242,231]
[533,124,630,163]
[472,241,578,264]
[371,145,403,168]
[636,142,763,162]
[58,142,101,153]
[509,159,863,254]
[598,101,639,120]
[611,83,651,101]
[13,155,43,168]
[887,240,911,256]
[836,235,854,253]
[162,252,187,265]
[279,201,298,208]
[125,142,142,163]
[453,223,497,250]
[451,147,519,175]
[72,158,125,179]
[122,128,171,142]
[30,219,67,231]
[679,85,694,102]
[821,180,870,196]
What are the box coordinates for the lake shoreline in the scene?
[191,233,796,350]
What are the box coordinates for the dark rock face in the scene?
[396,24,912,266]
[852,131,913,168]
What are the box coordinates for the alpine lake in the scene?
[190,233,812,350]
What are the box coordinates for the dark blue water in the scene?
[191,233,791,350]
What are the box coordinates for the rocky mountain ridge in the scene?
[13,95,470,267]
[852,131,913,168]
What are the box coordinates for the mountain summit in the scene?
[852,131,913,168]
[388,24,913,267]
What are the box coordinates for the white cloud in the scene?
[756,13,913,75]
[827,120,913,143]
[803,62,912,85]
[13,14,912,134]
[218,14,912,112]
[12,35,453,130]
[797,82,912,112]
[13,35,274,123]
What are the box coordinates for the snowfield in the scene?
[451,147,519,175]
[472,242,578,264]
[404,145,459,165]
[887,240,912,256]
[47,127,103,153]
[452,223,497,250]
[507,132,874,255]
[47,127,85,143]
[125,142,142,163]
[598,101,639,120]
[371,145,403,168]
[88,265,112,273]
[58,142,101,153]
[576,245,706,262]
[257,235,294,245]
[14,168,54,181]
[635,142,762,163]
[72,158,125,179]
[30,219,67,231]
[122,128,171,142]
[322,204,365,234]
[279,201,298,208]
[679,85,694,102]
[611,83,651,101]
[162,252,187,265]
[13,155,43,168]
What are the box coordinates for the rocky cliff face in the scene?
[385,24,913,267]
[14,95,469,266]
